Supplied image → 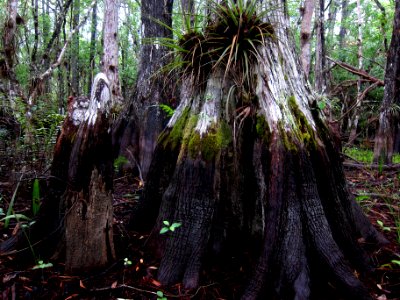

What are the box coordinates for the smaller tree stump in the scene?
[63,73,116,273]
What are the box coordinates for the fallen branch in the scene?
[343,161,400,171]
[327,56,384,87]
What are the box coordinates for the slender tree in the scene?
[300,0,314,77]
[134,1,387,298]
[348,0,364,144]
[373,0,400,164]
[70,0,80,95]
[87,0,97,95]
[101,0,122,102]
[314,0,326,93]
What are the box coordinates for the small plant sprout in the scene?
[377,220,391,231]
[124,257,132,266]
[160,220,182,234]
[156,290,167,300]
[32,260,53,270]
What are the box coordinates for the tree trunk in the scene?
[373,0,400,164]
[347,0,364,145]
[113,0,174,179]
[101,0,121,103]
[135,1,388,298]
[314,0,326,93]
[70,0,80,96]
[300,0,314,77]
[87,0,97,95]
[338,0,350,60]
[1,0,22,109]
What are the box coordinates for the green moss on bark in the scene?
[160,108,190,149]
[287,95,317,149]
[188,121,232,161]
[256,115,271,143]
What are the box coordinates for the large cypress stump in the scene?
[135,2,388,299]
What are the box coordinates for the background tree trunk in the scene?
[347,0,364,145]
[113,0,174,179]
[102,0,122,103]
[70,0,80,96]
[1,0,22,109]
[373,0,400,164]
[300,0,315,77]
[87,0,97,95]
[314,0,326,93]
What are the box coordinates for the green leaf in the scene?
[163,220,170,226]
[377,220,384,227]
[170,222,182,229]
[32,178,40,216]
[355,195,370,202]
[156,291,164,297]
[317,101,327,110]
[391,260,400,266]
[0,214,31,222]
[160,227,169,234]
[32,261,53,270]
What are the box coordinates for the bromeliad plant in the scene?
[161,0,275,98]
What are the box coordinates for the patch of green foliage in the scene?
[344,147,400,164]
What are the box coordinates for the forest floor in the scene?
[0,155,399,300]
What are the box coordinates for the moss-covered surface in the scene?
[160,108,190,150]
[187,121,232,161]
[255,114,271,143]
[287,95,317,149]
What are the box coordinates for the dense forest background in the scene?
[0,0,400,299]
[0,0,397,155]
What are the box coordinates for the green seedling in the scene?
[160,220,182,234]
[156,291,167,300]
[377,220,391,231]
[32,260,53,270]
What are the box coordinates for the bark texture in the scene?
[373,0,400,164]
[136,2,388,299]
[113,0,174,179]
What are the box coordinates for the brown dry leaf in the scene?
[111,281,118,289]
[12,223,20,236]
[377,294,387,300]
[150,278,162,287]
[64,294,79,300]
[79,280,86,289]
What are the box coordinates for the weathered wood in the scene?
[63,73,115,273]
[136,2,388,298]
[65,169,115,273]
[1,73,116,273]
